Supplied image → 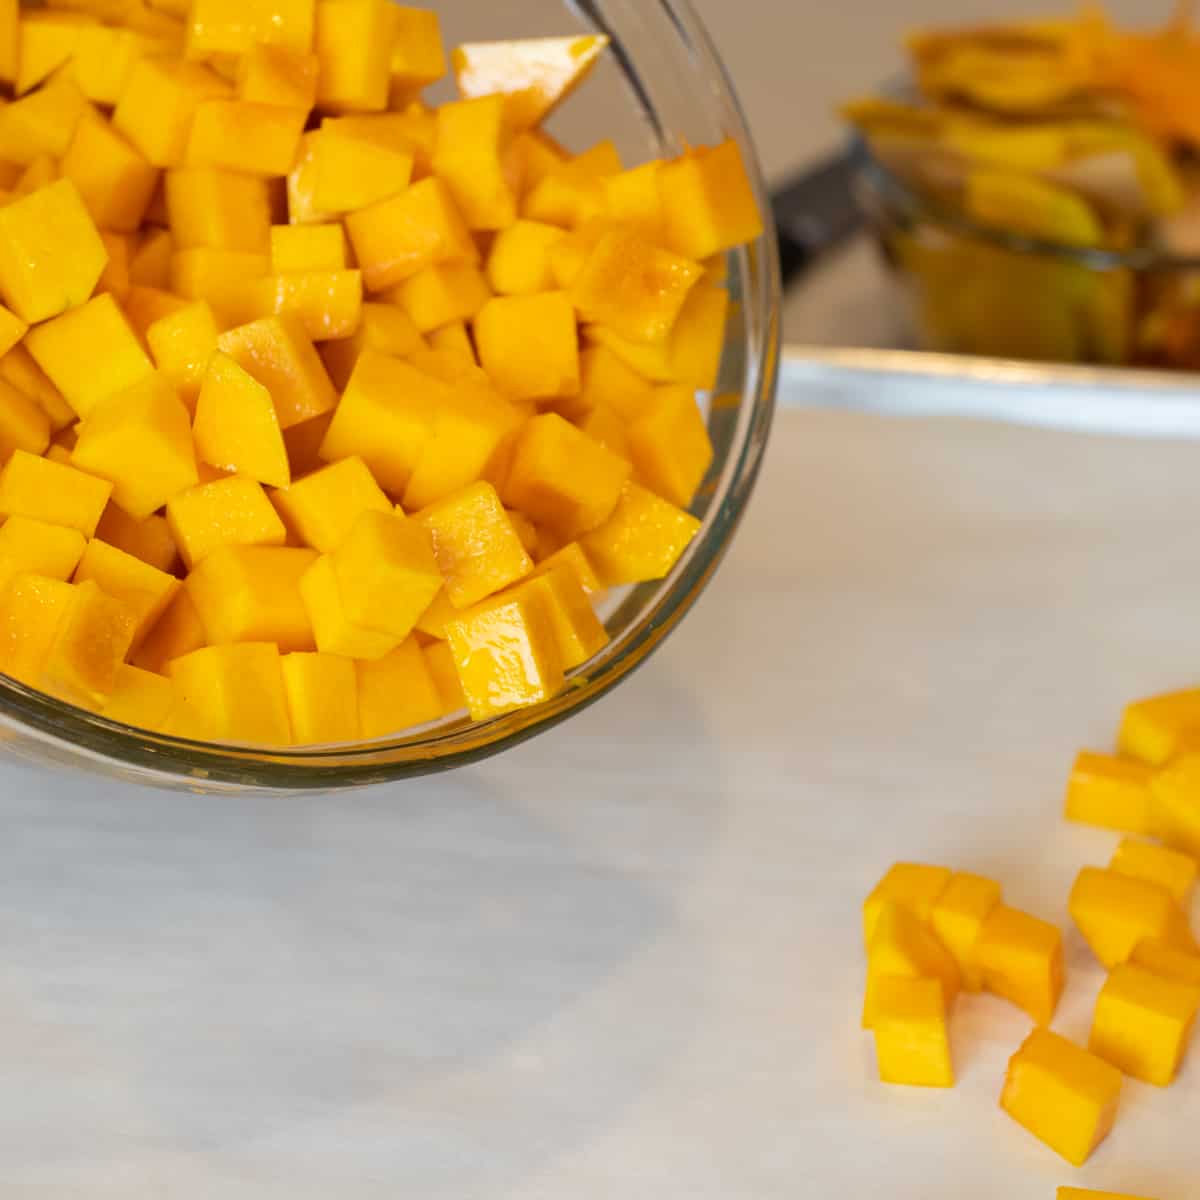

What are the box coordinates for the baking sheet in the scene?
[0,397,1195,1196]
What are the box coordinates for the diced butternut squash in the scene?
[1130,939,1200,988]
[0,376,50,466]
[272,456,391,553]
[1109,838,1197,907]
[169,246,269,323]
[872,976,954,1088]
[508,563,607,670]
[0,448,111,536]
[930,871,1003,991]
[38,578,137,708]
[432,95,516,231]
[474,291,578,401]
[99,662,182,732]
[529,541,602,596]
[659,139,764,261]
[165,166,270,252]
[1065,751,1157,834]
[94,504,178,573]
[1149,752,1200,857]
[0,73,91,165]
[145,300,219,411]
[862,901,961,1029]
[73,537,179,649]
[975,904,1065,1026]
[578,481,700,587]
[239,43,318,109]
[862,863,953,947]
[1119,689,1200,765]
[168,642,292,744]
[486,219,564,296]
[239,270,363,341]
[0,515,87,594]
[186,0,313,60]
[310,124,412,213]
[298,552,399,660]
[186,99,306,177]
[312,0,398,113]
[280,651,359,744]
[130,585,205,673]
[423,638,465,715]
[0,575,81,690]
[394,261,491,334]
[1069,867,1196,968]
[356,635,442,737]
[166,476,286,568]
[628,384,714,509]
[320,301,424,388]
[388,8,444,107]
[113,58,231,168]
[270,223,345,273]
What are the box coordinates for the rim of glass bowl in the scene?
[853,129,1200,274]
[0,0,782,792]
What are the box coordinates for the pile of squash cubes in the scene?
[862,686,1200,1191]
[0,0,763,746]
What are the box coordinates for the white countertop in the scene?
[3,405,1196,1197]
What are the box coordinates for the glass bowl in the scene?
[855,134,1200,371]
[0,0,781,794]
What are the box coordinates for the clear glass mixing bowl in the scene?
[0,0,781,793]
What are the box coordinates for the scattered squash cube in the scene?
[1065,751,1157,834]
[659,139,764,261]
[168,642,292,745]
[930,872,1004,991]
[0,515,87,594]
[474,291,579,401]
[318,349,441,495]
[1001,1028,1122,1167]
[217,315,336,430]
[73,537,179,649]
[578,481,701,587]
[280,651,359,745]
[313,0,398,112]
[504,413,629,539]
[130,585,205,673]
[186,0,314,60]
[871,976,954,1088]
[94,504,178,574]
[0,375,50,466]
[862,862,953,947]
[239,44,319,109]
[186,99,306,177]
[270,223,346,273]
[1131,939,1200,987]
[187,544,316,651]
[1149,752,1200,858]
[486,219,565,296]
[298,552,399,659]
[113,58,231,168]
[1089,961,1200,1086]
[310,125,412,213]
[451,35,609,132]
[432,95,516,231]
[628,384,714,509]
[72,374,197,520]
[0,178,107,323]
[975,904,1065,1026]
[1119,689,1200,765]
[863,901,961,1028]
[444,583,564,720]
[344,176,477,292]
[25,293,153,420]
[1110,838,1197,907]
[1070,866,1196,969]
[165,166,270,252]
[1058,1190,1159,1200]
[0,449,111,537]
[166,476,286,569]
[416,481,532,609]
[356,635,443,737]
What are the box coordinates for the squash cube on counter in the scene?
[474,292,579,402]
[659,139,764,261]
[862,902,961,1028]
[356,636,443,738]
[273,456,392,553]
[73,537,179,649]
[113,59,231,169]
[444,584,564,721]
[165,166,270,253]
[298,553,400,660]
[432,94,517,232]
[1069,867,1196,969]
[417,481,532,609]
[1119,689,1200,765]
[0,179,107,323]
[0,516,87,594]
[1065,751,1157,834]
[217,315,336,430]
[280,651,360,745]
[167,476,286,569]
[25,293,153,420]
[1149,752,1200,858]
[975,904,1064,1026]
[930,871,1003,991]
[1131,939,1200,988]
[1089,962,1200,1086]
[168,642,292,745]
[188,544,317,651]
[0,449,112,537]
[871,976,954,1088]
[1110,838,1197,907]
[862,862,953,947]
[72,374,197,520]
[1001,1028,1122,1167]
[578,481,700,587]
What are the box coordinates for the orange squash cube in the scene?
[431,95,517,231]
[38,578,138,709]
[507,129,568,198]
[12,153,57,197]
[444,584,564,720]
[0,449,111,537]
[313,0,398,113]
[603,160,665,240]
[1110,838,1198,907]
[428,320,475,365]
[95,231,134,302]
[0,376,50,466]
[310,124,412,213]
[168,247,270,324]
[628,384,714,509]
[976,904,1066,1026]
[0,178,107,323]
[130,585,205,673]
[280,651,359,744]
[60,114,160,234]
[99,663,183,732]
[239,44,319,109]
[0,73,92,165]
[356,636,442,737]
[272,455,392,552]
[1069,867,1196,969]
[188,544,316,651]
[659,139,764,261]
[504,413,629,539]
[576,404,629,462]
[145,300,219,412]
[485,219,565,296]
[344,176,477,292]
[0,345,73,433]
[474,292,579,402]
[113,58,231,168]
[416,480,532,609]
[165,166,270,252]
[511,563,607,670]
[330,509,441,639]
[240,270,363,342]
[94,504,178,573]
[558,344,654,423]
[423,638,466,715]
[320,301,425,388]
[0,575,81,690]
[72,24,174,107]
[523,143,621,230]
[451,36,609,132]
[394,262,491,334]
[388,7,444,104]
[187,0,313,60]
[578,481,700,587]
[0,304,26,362]
[298,552,400,659]
[192,350,290,488]
[17,14,90,98]
[414,586,457,640]
[73,536,180,649]
[318,349,441,494]
[1065,751,1157,834]
[285,131,334,225]
[186,99,306,177]
[168,642,292,745]
[0,515,87,594]
[73,375,198,520]
[270,223,346,273]
[217,315,336,429]
[529,541,602,596]
[167,476,286,568]
[25,293,153,420]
